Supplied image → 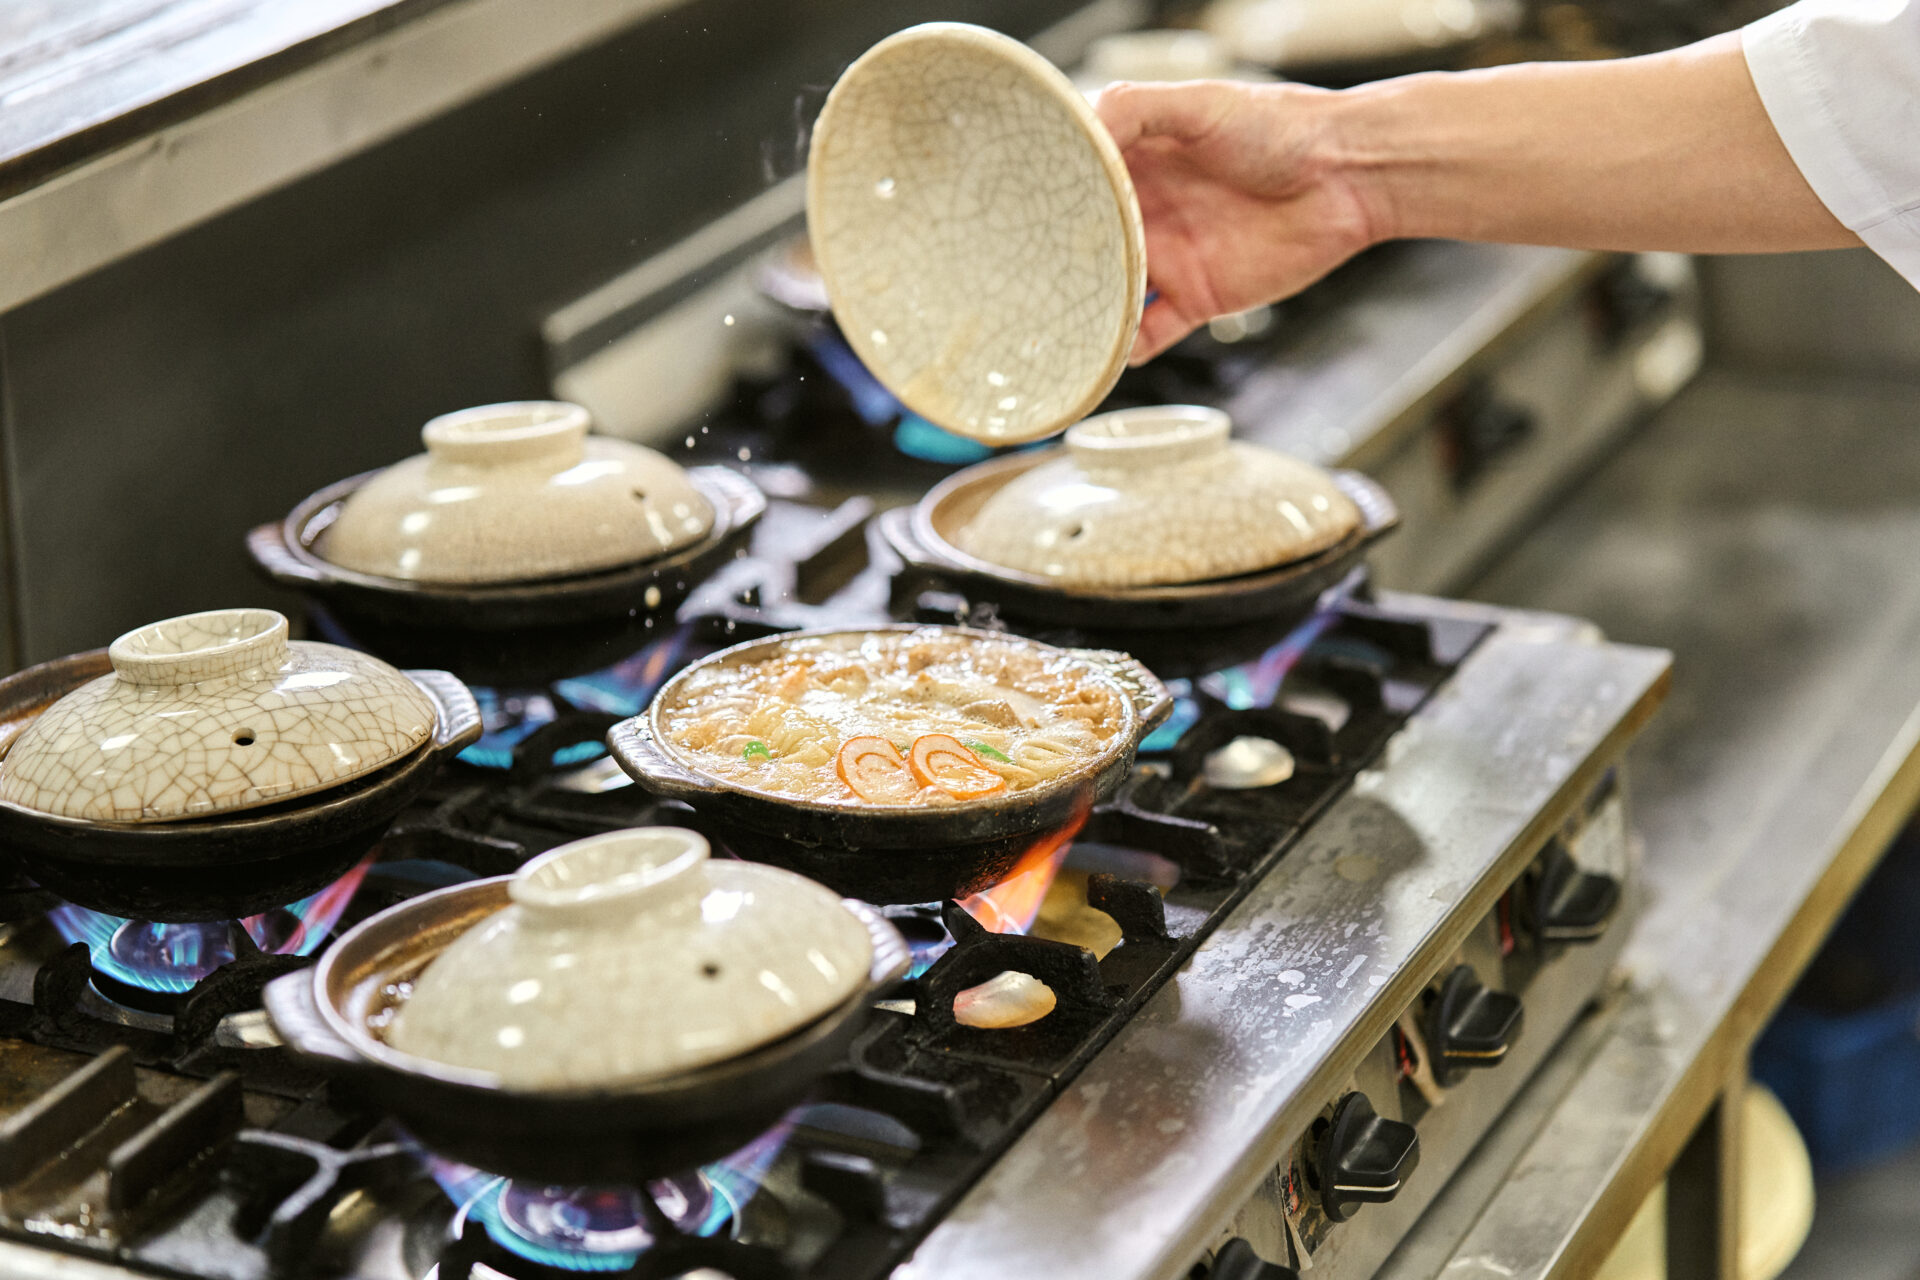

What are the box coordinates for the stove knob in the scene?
[1210,1237,1298,1279]
[1313,1092,1420,1223]
[1533,840,1621,944]
[1425,965,1524,1085]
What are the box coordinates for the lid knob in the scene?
[421,401,590,467]
[107,608,290,686]
[508,827,709,926]
[1064,405,1231,469]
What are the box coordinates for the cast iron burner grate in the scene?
[0,578,1486,1279]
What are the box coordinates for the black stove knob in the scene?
[1425,965,1524,1085]
[1210,1237,1298,1279]
[1313,1092,1419,1223]
[1533,840,1621,944]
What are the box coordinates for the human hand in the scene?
[1096,79,1384,363]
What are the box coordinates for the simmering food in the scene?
[656,630,1127,806]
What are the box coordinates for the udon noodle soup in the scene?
[656,630,1128,806]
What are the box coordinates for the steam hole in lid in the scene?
[632,489,648,503]
[701,962,721,979]
[1066,524,1087,541]
[233,730,256,747]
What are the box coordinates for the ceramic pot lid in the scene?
[0,609,436,823]
[951,405,1363,588]
[387,827,874,1090]
[807,23,1146,446]
[316,401,715,585]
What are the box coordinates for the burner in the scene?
[955,811,1082,936]
[46,856,371,1003]
[442,1172,712,1273]
[460,625,695,772]
[431,1119,790,1273]
[106,919,236,988]
[1140,608,1344,752]
[498,1181,706,1267]
[882,808,1086,980]
[1203,736,1297,790]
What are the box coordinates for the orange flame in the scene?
[958,801,1089,934]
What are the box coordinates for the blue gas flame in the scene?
[426,1118,792,1272]
[458,626,692,771]
[48,857,372,994]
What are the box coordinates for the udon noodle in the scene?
[656,630,1127,806]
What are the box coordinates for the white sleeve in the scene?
[1744,0,1920,287]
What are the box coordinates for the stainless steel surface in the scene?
[0,0,417,192]
[900,610,1670,1280]
[1227,244,1700,594]
[0,0,694,313]
[1229,244,1607,472]
[1228,788,1641,1278]
[1388,364,1920,1278]
[1372,985,1630,1280]
[1368,255,1700,592]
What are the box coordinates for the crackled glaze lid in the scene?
[807,23,1146,446]
[0,609,435,823]
[387,828,874,1090]
[317,401,715,585]
[951,405,1363,587]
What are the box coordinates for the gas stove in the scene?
[0,499,1668,1280]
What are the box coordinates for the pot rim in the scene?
[909,447,1396,596]
[299,874,909,1100]
[622,624,1171,820]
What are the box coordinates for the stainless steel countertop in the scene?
[0,0,445,197]
[901,604,1671,1280]
[1381,365,1920,1277]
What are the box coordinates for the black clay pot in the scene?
[606,625,1172,904]
[0,653,481,921]
[246,466,765,685]
[264,882,909,1185]
[879,454,1398,636]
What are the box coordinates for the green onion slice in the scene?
[742,741,771,760]
[964,740,1011,763]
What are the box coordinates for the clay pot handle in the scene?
[1331,469,1401,538]
[262,972,367,1071]
[843,898,913,989]
[877,505,964,573]
[690,464,770,533]
[404,670,485,758]
[604,716,715,797]
[245,521,328,587]
[1071,649,1174,735]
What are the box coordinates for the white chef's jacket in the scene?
[1745,0,1920,286]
